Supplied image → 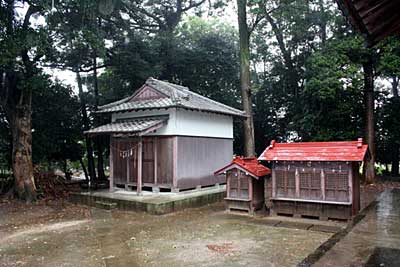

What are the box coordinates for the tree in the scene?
[0,1,52,201]
[362,51,376,183]
[237,0,258,156]
[31,79,82,177]
[120,0,207,79]
[48,0,118,183]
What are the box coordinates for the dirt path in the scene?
[0,200,332,267]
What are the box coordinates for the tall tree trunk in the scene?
[76,70,97,182]
[237,0,255,157]
[9,104,36,202]
[159,28,176,80]
[92,51,106,181]
[362,55,375,183]
[391,76,399,176]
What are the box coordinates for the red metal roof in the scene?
[258,138,369,162]
[215,156,271,178]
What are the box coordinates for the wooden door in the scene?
[142,138,155,184]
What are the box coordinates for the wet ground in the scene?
[314,189,400,267]
[1,185,394,267]
[0,200,332,267]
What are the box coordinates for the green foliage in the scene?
[298,37,365,141]
[32,78,83,165]
[174,16,240,107]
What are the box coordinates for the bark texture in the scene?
[10,105,36,202]
[362,55,375,183]
[237,0,256,157]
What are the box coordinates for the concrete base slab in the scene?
[69,185,226,215]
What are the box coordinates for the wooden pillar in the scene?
[126,142,130,190]
[172,136,178,191]
[321,169,325,200]
[109,137,114,192]
[226,172,230,198]
[295,168,300,198]
[154,137,158,186]
[348,164,353,204]
[137,137,143,195]
[248,176,253,201]
[271,167,276,198]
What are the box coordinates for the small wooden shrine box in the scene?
[215,156,271,214]
[258,139,370,220]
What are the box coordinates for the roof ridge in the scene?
[97,77,245,116]
[183,87,244,114]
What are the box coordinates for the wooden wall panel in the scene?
[273,161,351,202]
[112,136,172,187]
[176,136,232,189]
[111,137,138,185]
[142,138,155,184]
[155,136,174,186]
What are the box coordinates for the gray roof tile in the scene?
[84,116,168,136]
[97,78,245,117]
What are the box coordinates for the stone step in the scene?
[95,201,117,210]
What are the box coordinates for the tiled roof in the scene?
[215,156,271,179]
[84,117,168,136]
[97,77,245,117]
[258,138,369,162]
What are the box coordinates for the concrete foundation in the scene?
[69,185,226,215]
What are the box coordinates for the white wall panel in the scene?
[112,108,233,138]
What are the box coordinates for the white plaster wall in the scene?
[111,108,233,138]
[175,109,233,138]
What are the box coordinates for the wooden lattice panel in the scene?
[228,171,249,200]
[325,172,349,202]
[299,171,322,200]
[275,170,295,198]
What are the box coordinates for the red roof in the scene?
[215,156,271,178]
[258,138,369,162]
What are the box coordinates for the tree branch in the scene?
[22,4,42,31]
[249,13,263,34]
[182,0,206,12]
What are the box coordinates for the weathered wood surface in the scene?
[176,136,231,189]
[226,169,265,213]
[111,136,174,187]
[268,161,359,220]
[272,161,352,203]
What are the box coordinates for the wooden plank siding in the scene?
[268,161,358,220]
[176,136,232,189]
[111,135,232,190]
[272,161,351,202]
[111,136,174,188]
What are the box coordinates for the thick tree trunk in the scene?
[362,56,375,183]
[10,105,36,202]
[76,70,97,182]
[237,0,255,157]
